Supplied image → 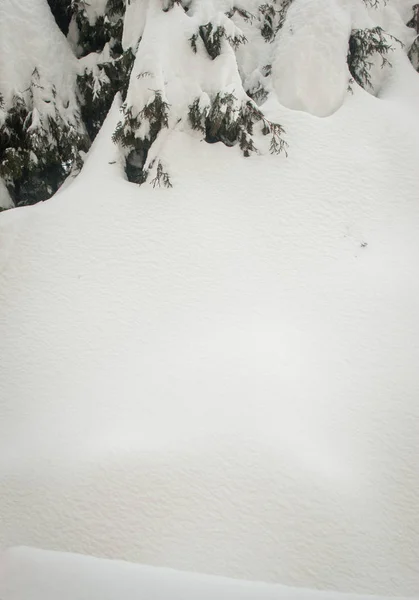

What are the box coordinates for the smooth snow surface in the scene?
[1,9,419,600]
[0,548,417,600]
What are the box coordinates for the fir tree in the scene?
[0,68,88,206]
[407,5,419,71]
[258,0,293,43]
[9,0,415,207]
[0,0,135,207]
[113,0,287,187]
[0,0,89,209]
[73,0,134,141]
[347,27,401,90]
[113,89,170,184]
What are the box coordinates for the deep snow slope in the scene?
[0,548,416,600]
[1,47,419,600]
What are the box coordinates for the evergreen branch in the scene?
[150,160,172,188]
[348,27,402,90]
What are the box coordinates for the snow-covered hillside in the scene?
[1,0,419,598]
[0,547,416,600]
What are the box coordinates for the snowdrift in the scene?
[1,6,419,600]
[0,547,417,600]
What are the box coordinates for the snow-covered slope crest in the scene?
[0,548,417,600]
[1,58,419,595]
[1,3,419,598]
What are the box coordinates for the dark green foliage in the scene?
[71,0,123,57]
[77,70,113,140]
[199,23,226,59]
[408,39,419,71]
[276,0,293,31]
[204,92,240,147]
[188,92,287,157]
[363,0,385,7]
[407,4,419,32]
[0,71,88,206]
[107,47,135,100]
[259,3,277,42]
[78,48,135,140]
[47,0,72,34]
[106,0,126,17]
[74,0,134,141]
[150,160,172,188]
[347,27,401,89]
[197,22,247,60]
[258,0,293,43]
[113,91,170,184]
[189,33,198,53]
[76,13,121,56]
[225,6,255,22]
[408,38,419,70]
[14,0,291,200]
[1,0,131,207]
[407,5,419,70]
[49,0,125,43]
[162,0,192,11]
[188,98,207,134]
[247,83,269,105]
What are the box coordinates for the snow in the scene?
[122,0,150,50]
[272,0,419,116]
[0,0,78,109]
[0,179,13,209]
[1,46,419,595]
[1,0,419,597]
[124,1,248,136]
[82,0,108,25]
[0,547,416,600]
[273,0,352,116]
[0,0,83,203]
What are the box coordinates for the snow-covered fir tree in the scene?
[112,0,288,186]
[0,0,87,207]
[1,0,418,207]
[407,4,419,69]
[70,0,135,140]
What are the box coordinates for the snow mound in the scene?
[1,2,419,598]
[273,0,352,116]
[272,0,418,116]
[0,547,416,600]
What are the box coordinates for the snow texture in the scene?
[272,0,352,116]
[0,179,13,209]
[0,547,416,600]
[1,52,419,595]
[1,0,419,598]
[272,0,419,116]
